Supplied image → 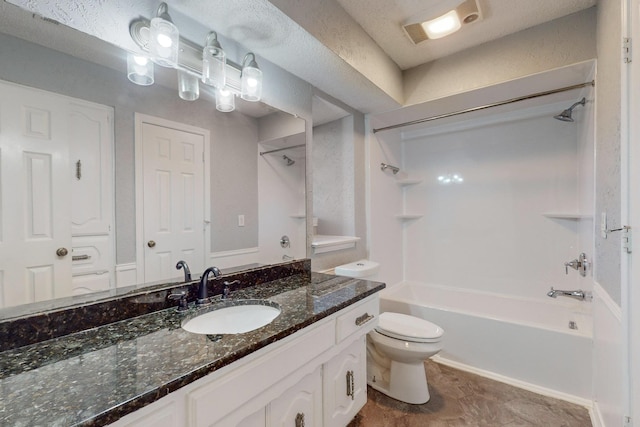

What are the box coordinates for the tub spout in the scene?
[547,287,589,301]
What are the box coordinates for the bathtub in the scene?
[380,281,593,404]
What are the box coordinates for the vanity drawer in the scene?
[335,295,379,343]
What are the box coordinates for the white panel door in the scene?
[0,81,73,307]
[69,101,113,237]
[142,122,205,283]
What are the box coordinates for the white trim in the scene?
[134,113,211,285]
[625,0,640,422]
[115,263,138,288]
[593,281,622,322]
[210,247,259,259]
[432,355,593,409]
[590,402,606,427]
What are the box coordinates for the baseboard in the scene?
[590,401,605,427]
[432,355,593,409]
[115,263,137,288]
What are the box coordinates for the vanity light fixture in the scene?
[178,70,199,101]
[241,53,263,102]
[149,2,179,67]
[403,0,482,44]
[202,32,226,89]
[127,53,154,86]
[215,87,235,112]
[128,3,264,111]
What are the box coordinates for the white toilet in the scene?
[335,260,445,404]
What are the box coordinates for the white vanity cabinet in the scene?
[323,337,367,426]
[109,294,379,427]
[268,366,323,427]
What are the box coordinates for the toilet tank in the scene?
[334,260,380,278]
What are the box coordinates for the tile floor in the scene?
[350,360,592,427]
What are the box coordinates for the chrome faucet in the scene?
[176,260,191,282]
[564,253,589,277]
[197,266,221,306]
[547,287,588,301]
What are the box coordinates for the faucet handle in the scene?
[167,289,189,311]
[222,280,241,299]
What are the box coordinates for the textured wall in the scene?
[594,0,622,305]
[403,8,597,107]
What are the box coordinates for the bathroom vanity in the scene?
[0,262,384,427]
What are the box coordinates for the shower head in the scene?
[282,155,295,166]
[554,97,586,122]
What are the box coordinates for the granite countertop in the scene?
[0,272,384,427]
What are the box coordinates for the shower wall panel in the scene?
[402,113,588,300]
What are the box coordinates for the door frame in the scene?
[134,113,211,284]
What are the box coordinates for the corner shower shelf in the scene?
[395,214,424,220]
[311,235,361,254]
[542,212,594,220]
[396,179,422,187]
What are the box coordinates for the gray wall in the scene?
[0,32,259,263]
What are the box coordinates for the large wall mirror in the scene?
[0,5,307,319]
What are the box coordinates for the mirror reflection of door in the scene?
[137,116,208,283]
[0,81,114,308]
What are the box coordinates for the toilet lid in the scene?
[375,312,444,343]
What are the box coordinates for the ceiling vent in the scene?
[403,0,482,45]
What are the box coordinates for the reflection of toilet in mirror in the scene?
[335,260,445,404]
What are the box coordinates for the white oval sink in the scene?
[182,300,281,335]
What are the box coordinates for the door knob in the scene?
[147,240,156,248]
[56,247,68,257]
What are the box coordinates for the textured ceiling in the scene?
[335,0,597,70]
[2,0,598,114]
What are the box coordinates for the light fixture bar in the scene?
[129,18,244,94]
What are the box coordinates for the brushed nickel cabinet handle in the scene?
[355,313,374,326]
[295,412,305,427]
[72,254,91,261]
[346,370,355,400]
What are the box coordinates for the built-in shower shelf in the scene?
[542,212,594,220]
[396,179,422,186]
[395,214,424,220]
[289,214,306,218]
[311,235,361,254]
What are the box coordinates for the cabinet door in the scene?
[269,366,323,427]
[323,336,367,427]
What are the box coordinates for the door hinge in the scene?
[623,226,632,254]
[606,225,632,253]
[624,415,632,427]
[624,37,632,63]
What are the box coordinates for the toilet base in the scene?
[367,349,431,404]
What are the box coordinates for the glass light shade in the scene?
[422,10,461,39]
[127,54,154,86]
[178,70,199,101]
[149,16,179,67]
[241,66,262,102]
[216,88,235,112]
[202,46,226,88]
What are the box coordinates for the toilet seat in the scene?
[375,312,444,343]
